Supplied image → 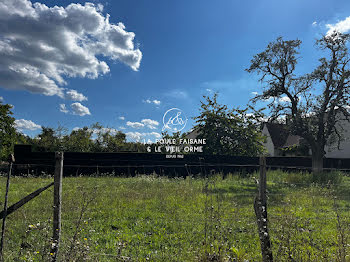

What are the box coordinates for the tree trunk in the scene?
[312,147,324,174]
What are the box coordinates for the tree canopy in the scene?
[0,102,17,160]
[247,31,350,172]
[194,93,266,156]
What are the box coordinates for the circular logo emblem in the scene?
[162,108,188,133]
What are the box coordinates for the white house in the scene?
[262,119,350,158]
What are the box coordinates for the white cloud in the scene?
[279,96,291,103]
[0,0,142,97]
[119,126,126,130]
[149,132,161,138]
[71,102,91,116]
[65,89,87,102]
[118,116,125,120]
[126,121,144,129]
[15,119,41,131]
[312,21,317,27]
[0,96,3,102]
[59,104,69,113]
[251,91,259,96]
[153,99,161,105]
[141,119,159,129]
[326,16,350,35]
[126,131,161,142]
[143,99,161,105]
[126,131,144,141]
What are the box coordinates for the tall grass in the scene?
[0,171,349,261]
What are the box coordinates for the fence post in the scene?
[254,156,273,262]
[259,157,267,207]
[51,152,63,261]
[0,154,15,261]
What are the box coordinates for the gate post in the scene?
[51,152,63,261]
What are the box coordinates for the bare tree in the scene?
[247,31,350,173]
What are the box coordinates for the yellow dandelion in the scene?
[84,238,87,241]
[36,251,40,254]
[50,253,54,256]
[29,225,35,229]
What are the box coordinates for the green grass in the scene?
[0,171,350,261]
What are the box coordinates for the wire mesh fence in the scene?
[0,158,350,261]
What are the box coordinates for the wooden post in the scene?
[51,152,63,261]
[259,157,267,208]
[0,154,15,261]
[254,156,273,262]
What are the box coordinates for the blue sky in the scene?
[1,0,350,142]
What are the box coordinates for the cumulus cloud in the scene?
[149,132,161,138]
[65,89,88,101]
[141,119,159,129]
[279,96,291,103]
[312,21,317,27]
[15,119,41,131]
[0,0,142,97]
[118,116,125,120]
[59,104,69,113]
[0,96,3,102]
[126,131,144,141]
[71,102,91,116]
[126,121,144,129]
[126,131,161,142]
[126,119,159,129]
[326,16,350,35]
[143,99,161,105]
[153,99,161,105]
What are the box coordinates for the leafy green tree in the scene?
[100,130,127,152]
[194,93,265,156]
[24,121,145,153]
[247,32,350,173]
[89,122,128,152]
[62,127,94,152]
[0,102,16,160]
[34,127,60,151]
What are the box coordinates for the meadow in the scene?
[0,170,350,261]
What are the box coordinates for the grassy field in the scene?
[0,170,350,261]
